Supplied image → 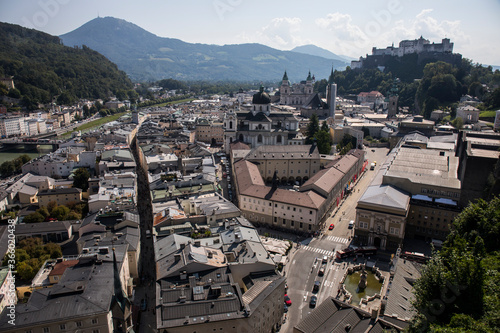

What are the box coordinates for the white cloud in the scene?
[237,17,309,49]
[314,10,470,59]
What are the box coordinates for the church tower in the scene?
[387,78,399,118]
[326,67,337,120]
[305,71,314,95]
[224,108,237,154]
[279,71,290,105]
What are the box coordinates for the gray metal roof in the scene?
[0,245,128,330]
[358,185,410,212]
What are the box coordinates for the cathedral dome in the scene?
[252,85,271,105]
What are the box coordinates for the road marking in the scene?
[326,236,349,244]
[292,259,296,265]
[302,245,335,257]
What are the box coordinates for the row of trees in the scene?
[410,196,500,332]
[23,201,87,223]
[0,154,31,178]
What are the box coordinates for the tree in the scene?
[23,212,45,223]
[315,130,332,154]
[451,116,464,129]
[51,205,69,221]
[410,196,500,332]
[321,120,329,132]
[306,114,320,144]
[72,167,90,191]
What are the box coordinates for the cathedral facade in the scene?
[224,85,304,153]
[279,71,315,106]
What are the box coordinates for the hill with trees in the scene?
[322,59,500,116]
[0,22,133,109]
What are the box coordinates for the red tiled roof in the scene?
[48,260,79,277]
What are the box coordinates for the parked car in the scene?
[309,295,317,308]
[313,280,320,293]
[329,223,334,230]
[348,220,355,229]
[284,294,292,306]
[284,304,289,313]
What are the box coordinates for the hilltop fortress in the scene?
[351,36,461,70]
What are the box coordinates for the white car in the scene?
[348,220,355,229]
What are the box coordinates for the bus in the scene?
[335,246,378,260]
[400,251,429,263]
[336,247,355,259]
[356,246,378,256]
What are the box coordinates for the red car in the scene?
[329,223,334,230]
[284,294,292,306]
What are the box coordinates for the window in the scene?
[91,318,98,325]
[299,222,303,229]
[43,328,50,333]
[93,330,100,333]
[60,324,66,330]
[310,210,313,215]
[76,322,82,328]
[360,222,368,229]
[308,224,312,230]
[291,221,294,226]
[390,227,399,235]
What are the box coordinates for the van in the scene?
[348,220,354,229]
[322,255,328,264]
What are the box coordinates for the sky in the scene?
[1,0,500,65]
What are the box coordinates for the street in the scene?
[280,147,389,332]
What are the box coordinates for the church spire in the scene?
[328,66,335,84]
[307,70,312,81]
[282,70,289,81]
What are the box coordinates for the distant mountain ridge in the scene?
[60,17,348,82]
[291,45,354,63]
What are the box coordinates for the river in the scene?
[0,145,55,164]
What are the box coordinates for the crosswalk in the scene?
[326,236,349,244]
[302,245,335,257]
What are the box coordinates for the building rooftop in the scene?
[0,245,128,330]
[383,147,461,190]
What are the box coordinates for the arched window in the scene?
[229,121,233,129]
[258,134,263,143]
[230,137,233,143]
[277,135,282,143]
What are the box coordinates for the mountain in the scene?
[0,22,133,108]
[291,45,353,63]
[60,17,348,82]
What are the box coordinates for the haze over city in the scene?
[1,0,500,65]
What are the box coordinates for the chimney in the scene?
[195,240,201,247]
[371,308,378,320]
[189,275,196,288]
